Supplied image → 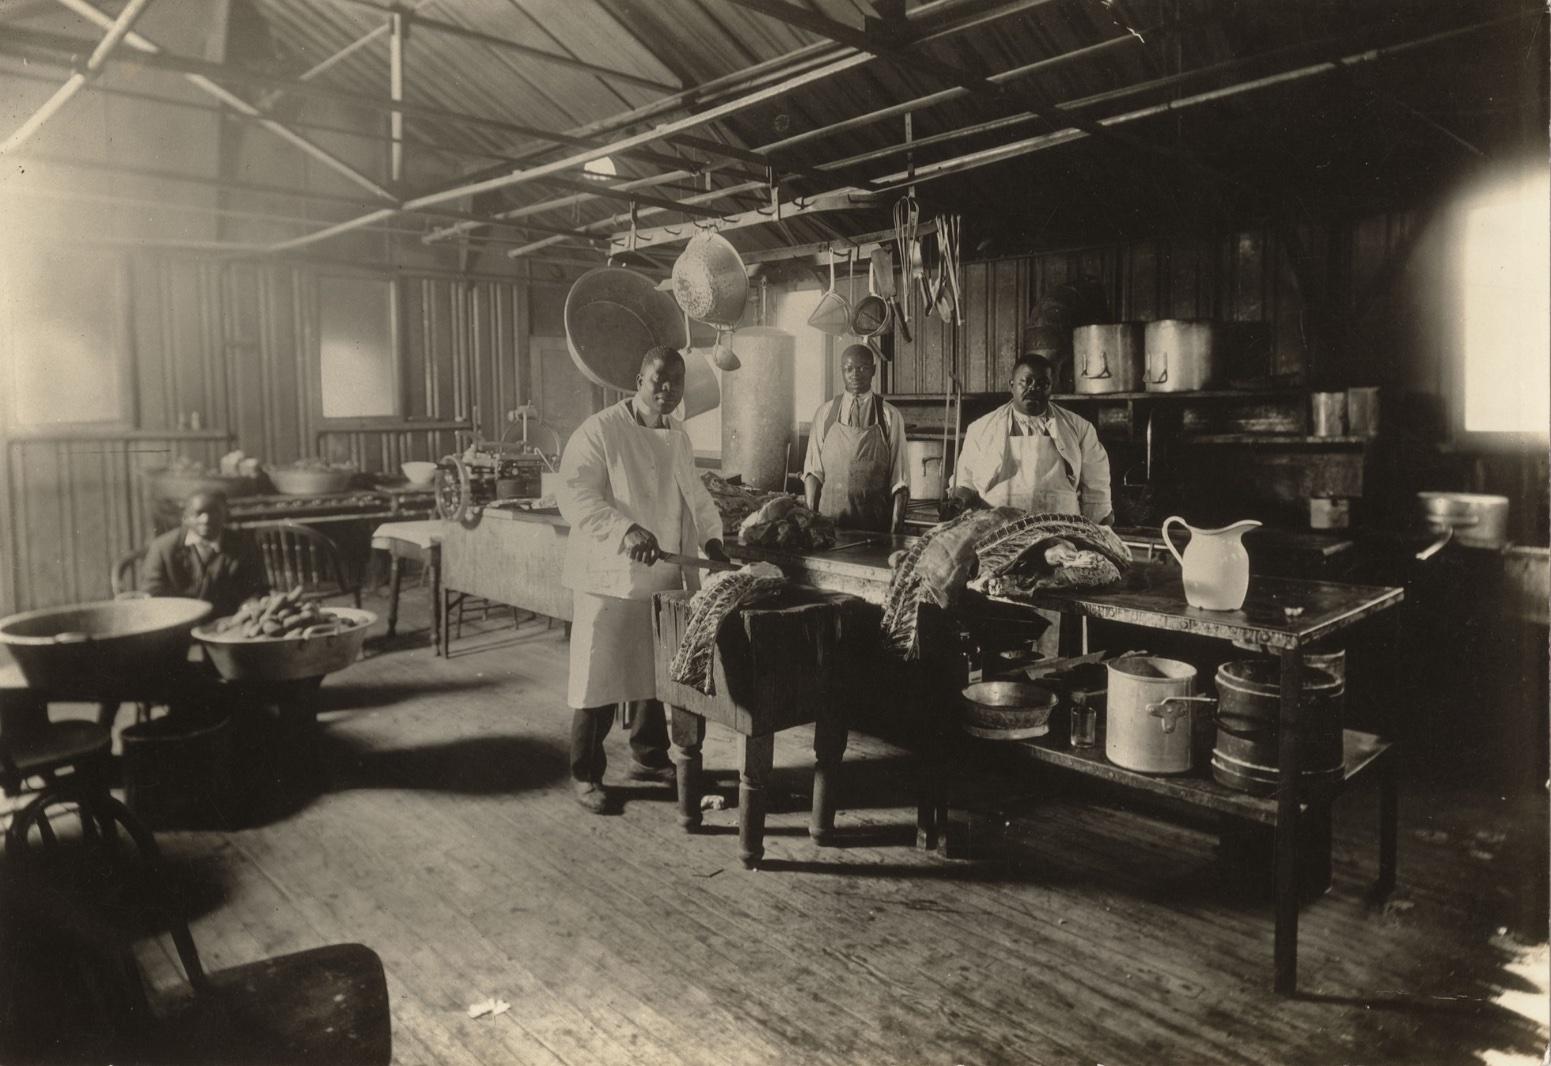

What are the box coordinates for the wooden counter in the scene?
[437,507,572,653]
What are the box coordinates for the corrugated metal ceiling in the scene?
[2,0,1542,264]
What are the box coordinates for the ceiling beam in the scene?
[605,187,883,252]
[324,0,681,94]
[0,0,154,154]
[49,0,396,202]
[863,12,1531,193]
[269,48,875,252]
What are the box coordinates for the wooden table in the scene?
[926,562,1405,995]
[652,590,866,869]
[370,521,444,653]
[437,507,572,655]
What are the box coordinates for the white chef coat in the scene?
[954,401,1112,522]
[558,400,723,708]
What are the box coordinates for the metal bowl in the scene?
[0,598,213,690]
[193,607,376,682]
[958,681,1057,740]
[400,461,438,486]
[266,466,357,496]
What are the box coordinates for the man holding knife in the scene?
[558,346,728,814]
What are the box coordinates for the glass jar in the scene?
[1069,701,1097,749]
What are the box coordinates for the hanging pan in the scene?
[564,267,688,391]
[852,254,891,339]
[673,230,749,371]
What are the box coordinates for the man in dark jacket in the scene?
[141,491,268,618]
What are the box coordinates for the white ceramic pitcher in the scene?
[1161,516,1262,611]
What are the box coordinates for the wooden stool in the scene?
[653,590,867,869]
[370,521,443,653]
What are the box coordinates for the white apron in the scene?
[982,431,1081,514]
[567,420,687,709]
[816,396,893,532]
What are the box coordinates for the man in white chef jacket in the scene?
[558,346,728,814]
[802,343,909,532]
[942,354,1113,524]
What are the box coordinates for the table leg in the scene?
[1377,752,1399,898]
[386,553,403,638]
[738,733,776,869]
[1274,647,1304,995]
[429,547,443,655]
[669,707,706,832]
[810,703,847,845]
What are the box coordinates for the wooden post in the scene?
[669,706,706,832]
[809,701,847,844]
[738,733,776,869]
[1274,646,1304,995]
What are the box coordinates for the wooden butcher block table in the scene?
[652,588,870,869]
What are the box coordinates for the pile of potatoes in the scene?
[213,587,347,639]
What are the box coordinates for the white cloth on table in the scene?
[370,519,444,552]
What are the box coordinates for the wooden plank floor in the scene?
[24,584,1550,1065]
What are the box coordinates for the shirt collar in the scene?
[844,390,873,410]
[183,529,221,553]
[1010,406,1054,434]
[627,396,667,429]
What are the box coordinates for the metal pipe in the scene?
[868,12,1527,190]
[323,0,681,93]
[50,0,397,202]
[275,50,873,253]
[389,12,404,184]
[0,0,153,154]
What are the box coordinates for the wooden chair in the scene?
[0,691,113,800]
[4,784,392,1065]
[113,545,149,597]
[247,521,362,608]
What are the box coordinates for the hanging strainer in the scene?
[807,249,852,336]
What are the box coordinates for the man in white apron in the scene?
[557,347,727,813]
[802,344,909,532]
[943,354,1113,524]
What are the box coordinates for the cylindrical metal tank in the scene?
[720,326,795,491]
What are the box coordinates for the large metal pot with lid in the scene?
[1073,323,1144,394]
[1143,319,1219,392]
[1416,492,1510,551]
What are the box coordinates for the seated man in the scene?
[141,490,269,618]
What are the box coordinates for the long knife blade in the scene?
[659,550,739,573]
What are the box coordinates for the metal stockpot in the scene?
[1073,323,1144,394]
[1143,319,1219,392]
[1105,656,1213,774]
[1416,492,1510,550]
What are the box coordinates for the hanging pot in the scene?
[1416,492,1509,550]
[1143,319,1220,392]
[1073,323,1144,394]
[672,231,748,325]
[564,268,688,391]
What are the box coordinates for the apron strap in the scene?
[821,394,889,446]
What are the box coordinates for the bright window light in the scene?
[1461,166,1550,435]
[583,156,618,180]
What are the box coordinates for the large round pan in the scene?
[564,268,689,391]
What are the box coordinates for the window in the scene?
[318,275,398,420]
[2,249,131,430]
[1460,167,1549,436]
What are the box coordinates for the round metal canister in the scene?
[721,326,795,490]
[1073,323,1144,394]
[1212,659,1345,796]
[1311,392,1348,436]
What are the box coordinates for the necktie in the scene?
[842,397,856,427]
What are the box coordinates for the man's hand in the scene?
[703,539,729,564]
[623,525,660,564]
[939,488,985,521]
